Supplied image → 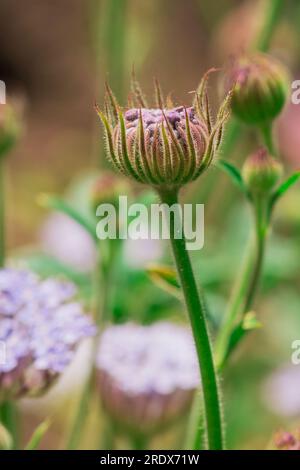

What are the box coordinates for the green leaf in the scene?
[37,193,98,242]
[146,264,181,299]
[226,312,262,362]
[270,171,300,208]
[24,419,51,450]
[216,159,248,194]
[17,252,91,287]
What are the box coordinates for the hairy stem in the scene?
[158,188,224,450]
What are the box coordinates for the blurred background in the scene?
[1,0,300,450]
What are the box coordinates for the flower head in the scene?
[96,322,199,436]
[227,52,289,125]
[242,147,282,195]
[96,72,230,190]
[0,269,96,400]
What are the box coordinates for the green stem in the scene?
[244,197,268,313]
[215,241,255,369]
[130,434,147,450]
[0,401,19,449]
[103,0,128,102]
[66,372,94,450]
[185,392,205,450]
[260,121,276,155]
[158,188,224,450]
[254,0,284,52]
[0,158,5,267]
[100,419,116,450]
[67,238,120,449]
[215,197,268,370]
[96,239,120,326]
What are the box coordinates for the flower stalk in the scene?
[216,146,282,369]
[158,187,224,450]
[215,202,269,370]
[96,72,230,450]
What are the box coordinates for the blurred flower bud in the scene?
[227,53,289,125]
[273,429,300,450]
[96,322,199,438]
[0,268,96,401]
[90,171,130,212]
[0,101,21,157]
[242,148,282,195]
[96,74,230,190]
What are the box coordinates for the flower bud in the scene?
[273,429,300,450]
[96,322,199,437]
[227,53,289,125]
[242,148,282,195]
[96,73,230,190]
[0,101,21,156]
[90,171,130,212]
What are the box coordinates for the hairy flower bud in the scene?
[227,53,289,125]
[0,101,21,156]
[96,322,199,437]
[96,73,230,190]
[242,148,282,195]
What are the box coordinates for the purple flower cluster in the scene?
[122,106,206,150]
[96,322,199,436]
[125,106,201,130]
[0,269,96,400]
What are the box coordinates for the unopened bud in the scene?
[90,172,130,212]
[227,53,289,125]
[242,148,282,195]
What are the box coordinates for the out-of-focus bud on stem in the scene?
[90,171,130,212]
[0,100,22,157]
[242,148,283,196]
[227,52,289,126]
